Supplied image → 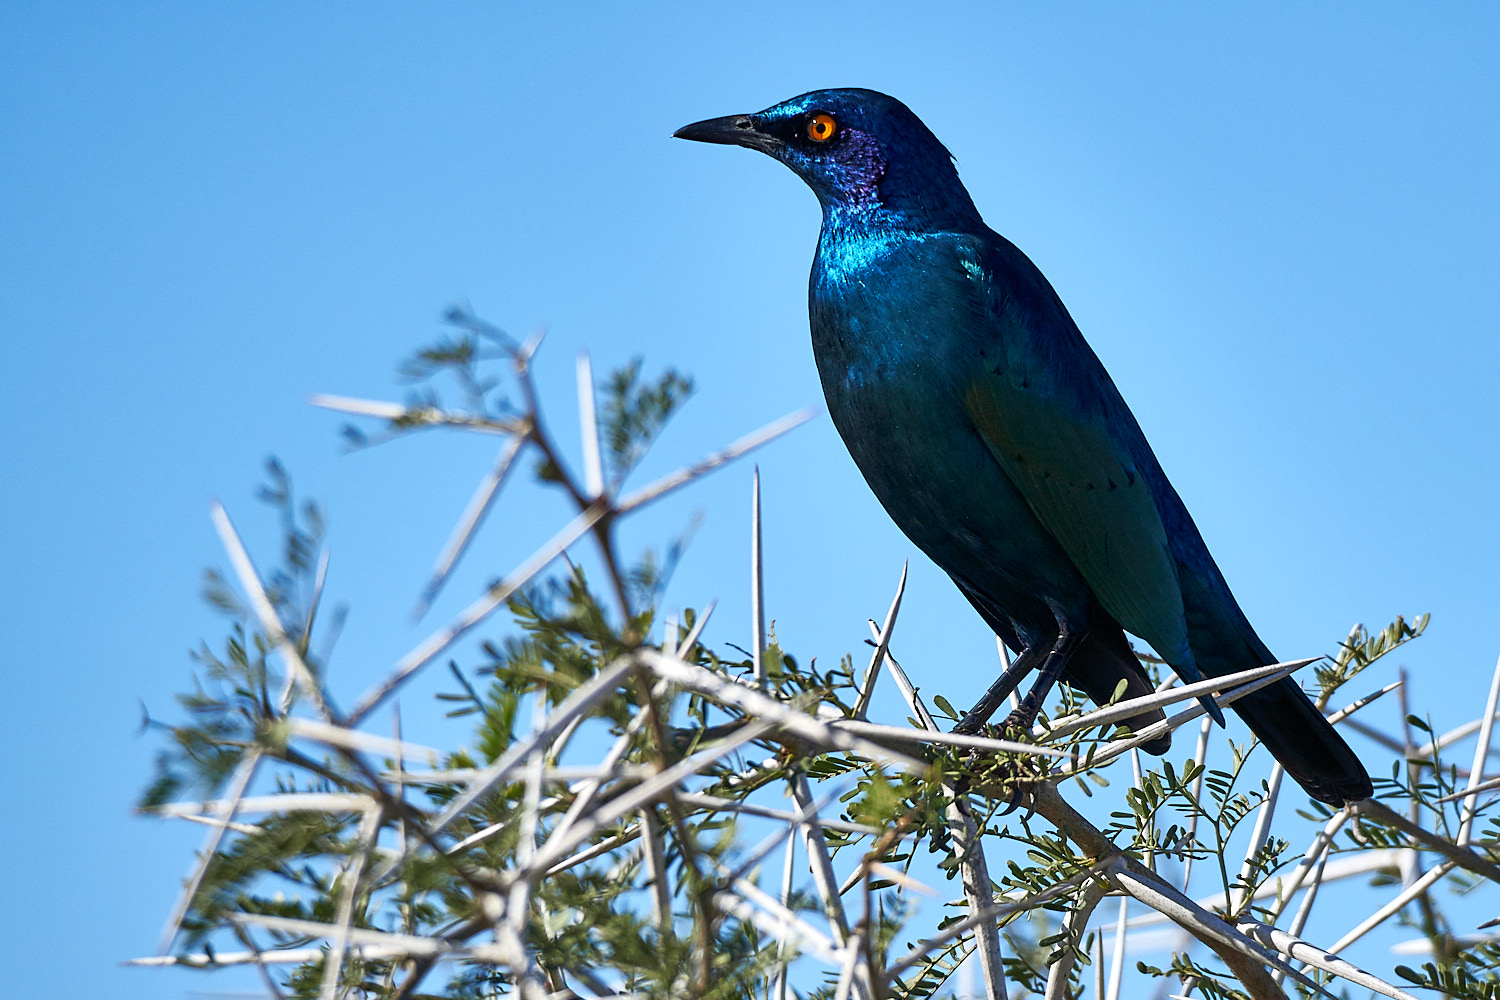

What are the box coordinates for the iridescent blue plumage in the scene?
[676,88,1370,804]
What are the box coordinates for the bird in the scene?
[674,88,1372,806]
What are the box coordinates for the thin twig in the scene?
[639,650,927,771]
[866,624,936,730]
[310,393,525,435]
[150,792,375,817]
[1073,665,1313,771]
[886,873,1095,978]
[1460,651,1500,846]
[212,502,336,721]
[1234,763,1284,913]
[852,562,907,721]
[1274,835,1334,987]
[790,770,852,945]
[735,783,853,889]
[156,748,262,953]
[773,828,796,1000]
[577,350,604,498]
[1321,861,1454,957]
[1267,807,1351,923]
[1181,715,1212,891]
[638,807,671,928]
[415,431,527,617]
[1043,659,1315,742]
[946,794,1008,1000]
[713,889,842,966]
[1044,877,1109,1000]
[1105,895,1128,1000]
[285,717,442,762]
[320,804,383,1000]
[615,408,817,514]
[529,720,774,875]
[1128,849,1403,932]
[349,499,611,726]
[751,467,766,689]
[831,718,1069,758]
[1325,681,1402,726]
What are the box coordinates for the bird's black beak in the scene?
[672,114,780,155]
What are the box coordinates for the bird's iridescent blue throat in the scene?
[675,88,1372,806]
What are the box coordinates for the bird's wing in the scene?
[955,236,1194,667]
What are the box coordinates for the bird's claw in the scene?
[999,706,1041,737]
[959,737,1045,815]
[951,705,994,736]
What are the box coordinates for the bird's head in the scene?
[674,88,980,229]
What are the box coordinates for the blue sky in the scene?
[3,4,1499,996]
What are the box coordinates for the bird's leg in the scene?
[952,645,1043,735]
[1004,625,1087,733]
[958,637,1078,818]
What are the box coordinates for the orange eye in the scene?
[806,112,837,142]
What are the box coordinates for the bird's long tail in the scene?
[1230,678,1372,805]
[1174,564,1373,804]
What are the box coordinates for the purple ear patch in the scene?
[827,129,887,208]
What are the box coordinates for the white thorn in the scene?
[577,349,603,498]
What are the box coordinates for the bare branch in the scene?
[1353,797,1500,884]
[1239,921,1419,1000]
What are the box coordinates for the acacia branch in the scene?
[1028,780,1292,1000]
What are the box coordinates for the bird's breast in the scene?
[808,228,981,421]
[803,225,1103,624]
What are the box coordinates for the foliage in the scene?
[139,311,1500,1000]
